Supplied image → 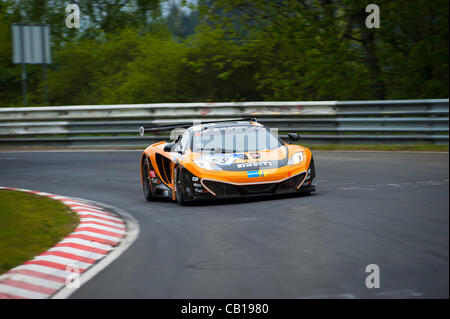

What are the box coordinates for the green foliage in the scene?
[0,0,448,107]
[97,28,191,103]
[192,0,448,101]
[47,39,100,105]
[0,1,22,106]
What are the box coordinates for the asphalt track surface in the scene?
[0,150,448,298]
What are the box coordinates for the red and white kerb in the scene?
[0,187,127,299]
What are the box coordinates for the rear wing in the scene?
[139,118,257,136]
[139,123,192,136]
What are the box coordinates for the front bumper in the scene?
[201,172,308,197]
[182,172,315,201]
[180,157,316,201]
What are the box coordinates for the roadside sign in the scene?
[11,23,51,106]
[12,24,51,64]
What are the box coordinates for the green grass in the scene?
[0,190,79,275]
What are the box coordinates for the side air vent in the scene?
[155,153,172,185]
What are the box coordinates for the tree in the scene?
[191,0,448,100]
[0,0,448,107]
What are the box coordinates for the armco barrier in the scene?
[0,99,448,147]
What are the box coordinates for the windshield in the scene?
[192,126,282,153]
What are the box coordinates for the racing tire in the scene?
[142,157,153,201]
[174,166,187,206]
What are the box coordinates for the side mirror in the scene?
[287,133,300,142]
[164,143,174,152]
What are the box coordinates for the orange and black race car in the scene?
[139,119,316,205]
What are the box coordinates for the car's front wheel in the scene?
[142,158,153,201]
[174,166,186,205]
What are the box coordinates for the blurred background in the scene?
[0,0,448,107]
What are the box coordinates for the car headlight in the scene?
[194,158,223,171]
[287,151,304,165]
